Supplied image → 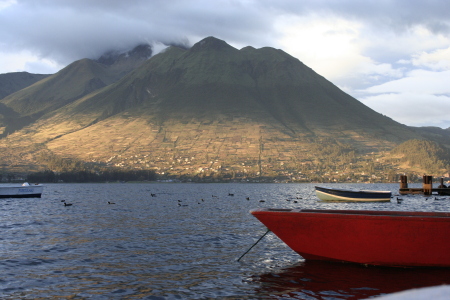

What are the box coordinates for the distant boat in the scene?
[0,182,44,198]
[315,186,391,202]
[251,208,450,267]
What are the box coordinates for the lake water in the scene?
[1,183,450,299]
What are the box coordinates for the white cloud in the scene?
[0,50,61,73]
[411,46,450,70]
[150,42,169,57]
[364,25,450,62]
[0,0,15,10]
[273,14,409,99]
[362,69,450,94]
[361,93,450,128]
[275,15,369,81]
[359,69,450,128]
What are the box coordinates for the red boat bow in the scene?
[251,208,450,267]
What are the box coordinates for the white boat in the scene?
[315,186,391,202]
[0,182,44,198]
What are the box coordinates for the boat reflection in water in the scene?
[252,260,450,299]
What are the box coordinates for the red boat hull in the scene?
[251,209,450,267]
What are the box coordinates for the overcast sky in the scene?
[1,0,450,129]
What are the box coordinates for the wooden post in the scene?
[438,177,447,195]
[400,175,408,189]
[423,175,433,196]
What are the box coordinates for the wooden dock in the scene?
[399,175,450,196]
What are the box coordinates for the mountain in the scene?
[38,37,419,141]
[0,72,50,99]
[0,44,152,137]
[95,44,153,78]
[0,37,449,180]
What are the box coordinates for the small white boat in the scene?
[0,182,44,198]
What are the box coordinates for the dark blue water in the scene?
[1,183,450,299]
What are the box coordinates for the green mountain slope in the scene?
[390,139,450,174]
[0,72,50,100]
[1,59,120,115]
[0,44,152,137]
[0,59,114,136]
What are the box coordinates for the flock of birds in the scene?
[58,191,305,207]
[176,192,271,207]
[61,199,116,206]
[395,196,448,204]
[58,191,448,207]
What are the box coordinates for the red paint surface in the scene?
[251,209,450,267]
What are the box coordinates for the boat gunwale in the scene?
[0,184,44,187]
[251,208,450,219]
[315,186,391,194]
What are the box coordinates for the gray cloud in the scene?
[2,0,449,69]
[296,0,450,34]
[0,0,274,67]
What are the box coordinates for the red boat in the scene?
[251,208,450,267]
